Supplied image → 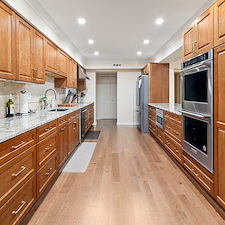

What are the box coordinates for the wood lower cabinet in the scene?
[214,43,225,208]
[68,111,79,155]
[183,153,214,195]
[214,0,225,47]
[0,2,16,80]
[0,176,36,225]
[37,120,57,142]
[182,6,213,61]
[58,115,68,167]
[84,103,94,134]
[37,153,58,198]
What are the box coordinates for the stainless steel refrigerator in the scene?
[136,75,149,133]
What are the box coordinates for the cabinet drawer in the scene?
[0,175,36,225]
[68,110,79,122]
[58,115,67,128]
[183,155,214,195]
[164,111,181,125]
[148,107,156,122]
[0,129,36,165]
[0,145,36,207]
[156,127,164,145]
[165,134,183,164]
[37,132,57,170]
[37,153,57,197]
[37,120,57,142]
[149,120,156,136]
[164,120,182,143]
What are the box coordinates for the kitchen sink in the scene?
[49,108,69,112]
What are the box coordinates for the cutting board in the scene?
[58,103,78,107]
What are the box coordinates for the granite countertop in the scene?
[0,102,93,144]
[148,103,181,115]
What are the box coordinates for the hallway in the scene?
[24,120,224,225]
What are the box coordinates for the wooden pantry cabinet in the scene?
[0,2,16,80]
[182,6,213,61]
[214,43,225,208]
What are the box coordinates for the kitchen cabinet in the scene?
[45,39,68,77]
[55,57,77,88]
[77,80,86,91]
[214,0,225,47]
[214,43,225,208]
[36,120,58,198]
[58,115,68,168]
[68,111,79,155]
[183,153,214,195]
[15,15,46,83]
[142,63,150,75]
[84,103,94,133]
[148,63,169,103]
[0,2,16,80]
[182,6,213,61]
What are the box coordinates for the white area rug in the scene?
[61,142,96,173]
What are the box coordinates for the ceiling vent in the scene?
[113,64,122,67]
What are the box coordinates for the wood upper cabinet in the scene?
[214,43,225,208]
[67,58,77,88]
[15,15,45,83]
[0,2,16,80]
[214,0,225,47]
[45,39,58,74]
[15,15,33,82]
[142,63,150,75]
[32,30,45,84]
[46,39,67,77]
[182,23,196,61]
[182,6,213,61]
[58,49,67,77]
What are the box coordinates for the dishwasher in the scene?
[81,107,87,140]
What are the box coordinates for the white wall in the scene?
[83,71,97,125]
[117,71,140,125]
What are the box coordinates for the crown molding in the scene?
[25,0,86,65]
[149,0,216,63]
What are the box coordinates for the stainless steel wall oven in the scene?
[181,49,213,173]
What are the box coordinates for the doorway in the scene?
[96,73,117,120]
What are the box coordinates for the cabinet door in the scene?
[58,49,67,77]
[68,119,78,155]
[182,23,195,61]
[0,2,16,80]
[214,0,225,47]
[32,30,45,84]
[214,44,225,208]
[70,59,77,88]
[15,16,33,82]
[58,125,68,168]
[45,39,58,74]
[195,6,213,55]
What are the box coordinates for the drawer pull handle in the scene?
[45,168,53,176]
[191,169,199,177]
[45,144,52,151]
[12,201,26,215]
[45,127,52,132]
[12,166,26,177]
[12,141,25,149]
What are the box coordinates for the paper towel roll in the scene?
[19,92,28,114]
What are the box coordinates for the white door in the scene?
[98,76,117,119]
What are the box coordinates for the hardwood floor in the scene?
[24,120,225,225]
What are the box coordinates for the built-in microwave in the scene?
[182,49,213,115]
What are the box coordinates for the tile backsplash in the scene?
[0,76,69,118]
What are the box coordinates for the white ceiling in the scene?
[29,0,213,64]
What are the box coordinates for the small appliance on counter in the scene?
[16,91,30,116]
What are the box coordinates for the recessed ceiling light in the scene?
[88,39,94,44]
[156,18,164,25]
[78,18,86,25]
[137,51,142,55]
[144,40,149,44]
[94,51,99,55]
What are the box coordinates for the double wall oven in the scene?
[181,49,213,173]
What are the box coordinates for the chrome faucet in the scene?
[44,88,57,109]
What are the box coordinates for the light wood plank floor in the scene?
[25,120,225,225]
